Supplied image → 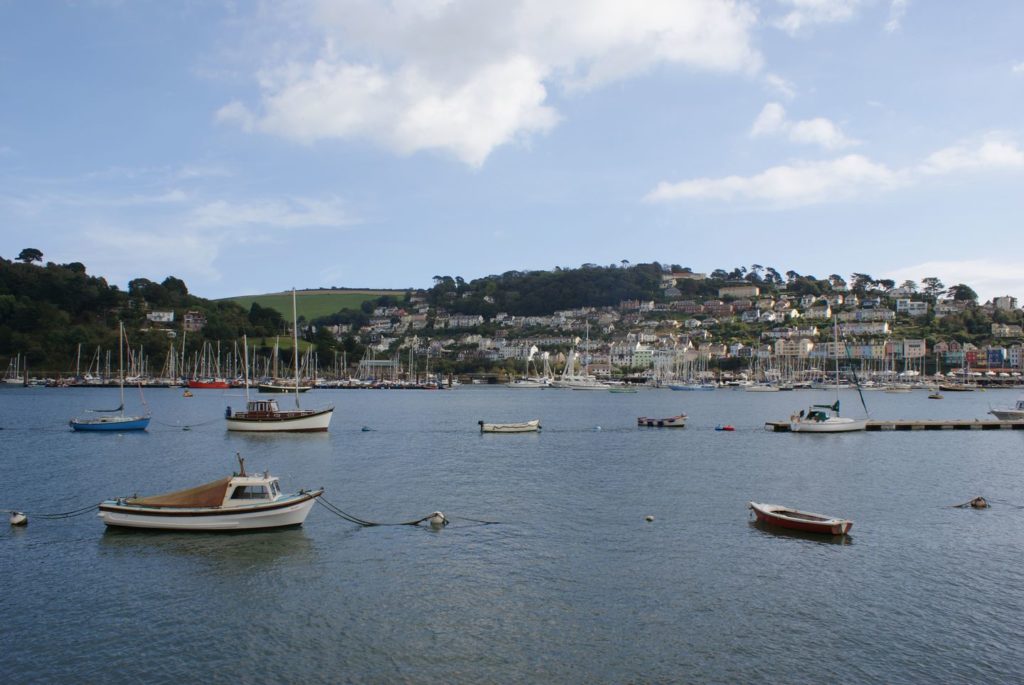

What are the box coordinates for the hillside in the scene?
[224,289,406,321]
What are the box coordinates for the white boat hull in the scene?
[789,417,867,433]
[226,407,333,432]
[98,492,321,531]
[480,419,541,433]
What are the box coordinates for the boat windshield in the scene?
[231,485,269,500]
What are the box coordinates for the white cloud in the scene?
[1012,62,1024,74]
[188,197,356,230]
[885,0,908,33]
[647,133,1024,207]
[750,102,859,150]
[884,260,1024,304]
[644,154,902,206]
[219,0,762,166]
[918,135,1024,175]
[774,0,862,35]
[763,73,796,100]
[83,226,223,285]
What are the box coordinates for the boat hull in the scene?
[749,502,852,535]
[98,491,322,531]
[187,380,230,389]
[480,420,541,433]
[638,415,687,428]
[70,416,150,432]
[258,384,312,393]
[789,418,866,433]
[226,407,334,432]
[989,409,1024,421]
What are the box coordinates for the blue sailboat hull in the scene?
[70,416,151,432]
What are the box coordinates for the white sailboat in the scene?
[789,319,867,433]
[226,290,334,432]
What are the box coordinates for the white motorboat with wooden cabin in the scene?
[98,455,322,531]
[478,419,541,433]
[225,397,333,432]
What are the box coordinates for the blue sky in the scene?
[1,1,1022,302]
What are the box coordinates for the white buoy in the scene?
[594,425,602,431]
[645,515,654,522]
[10,511,27,526]
[428,511,448,528]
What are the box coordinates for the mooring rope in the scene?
[10,503,100,520]
[316,496,438,526]
[446,515,501,525]
[150,417,223,430]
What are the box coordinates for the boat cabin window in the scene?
[270,481,280,496]
[231,485,269,500]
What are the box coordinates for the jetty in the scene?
[765,419,1024,432]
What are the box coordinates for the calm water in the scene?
[2,385,1023,684]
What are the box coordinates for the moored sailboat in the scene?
[225,291,334,433]
[70,323,151,432]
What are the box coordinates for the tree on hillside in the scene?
[17,248,43,264]
[900,280,918,293]
[849,273,874,294]
[947,283,978,302]
[921,277,945,301]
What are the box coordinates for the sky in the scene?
[1,0,1022,302]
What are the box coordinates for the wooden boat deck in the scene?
[766,419,1024,432]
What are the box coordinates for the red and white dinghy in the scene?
[748,501,853,535]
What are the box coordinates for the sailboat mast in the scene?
[242,334,251,403]
[119,322,126,417]
[292,288,301,408]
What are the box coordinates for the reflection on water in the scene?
[99,526,318,565]
[748,519,854,545]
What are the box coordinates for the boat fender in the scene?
[225,406,232,418]
[428,511,448,528]
[9,511,27,526]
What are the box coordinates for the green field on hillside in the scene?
[225,289,404,321]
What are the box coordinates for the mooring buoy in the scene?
[645,515,654,522]
[428,511,448,528]
[10,511,27,526]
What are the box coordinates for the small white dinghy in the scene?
[98,454,322,531]
[478,419,541,433]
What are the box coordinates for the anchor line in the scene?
[11,503,100,520]
[150,417,222,430]
[446,515,501,525]
[315,497,445,527]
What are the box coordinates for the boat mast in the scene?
[119,322,126,417]
[242,334,250,403]
[292,288,301,409]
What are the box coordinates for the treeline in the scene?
[427,262,671,316]
[0,253,338,373]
